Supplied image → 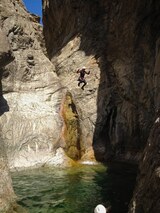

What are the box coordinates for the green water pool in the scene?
[12,164,136,213]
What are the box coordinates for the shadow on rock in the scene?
[0,95,9,116]
[0,69,10,116]
[94,163,137,213]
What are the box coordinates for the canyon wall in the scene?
[0,26,26,213]
[129,112,160,212]
[43,0,160,212]
[0,26,14,213]
[0,0,159,211]
[3,0,158,170]
[129,46,160,213]
[43,0,160,163]
[43,0,102,161]
[0,0,77,171]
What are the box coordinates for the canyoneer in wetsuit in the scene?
[77,66,90,90]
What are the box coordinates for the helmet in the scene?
[94,204,106,213]
[82,66,86,70]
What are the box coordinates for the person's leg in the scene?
[81,80,87,90]
[78,78,81,86]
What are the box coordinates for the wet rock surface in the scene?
[60,91,82,160]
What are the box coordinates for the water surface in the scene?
[12,164,136,213]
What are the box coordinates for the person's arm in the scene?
[76,69,80,73]
[86,70,90,75]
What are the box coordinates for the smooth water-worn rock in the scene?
[0,0,98,171]
[0,0,72,170]
[0,26,17,213]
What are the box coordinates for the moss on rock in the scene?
[61,91,81,160]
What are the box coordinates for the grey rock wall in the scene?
[129,115,160,212]
[43,0,160,163]
[43,0,160,212]
[129,40,160,213]
[43,0,104,161]
[0,0,72,170]
[0,26,15,213]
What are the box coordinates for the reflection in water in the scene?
[12,165,136,213]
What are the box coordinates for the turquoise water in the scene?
[12,164,136,213]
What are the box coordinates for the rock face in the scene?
[60,91,82,160]
[43,0,160,163]
[43,0,105,161]
[129,47,160,213]
[0,26,16,213]
[0,0,74,170]
[0,28,14,68]
[42,0,160,212]
[129,115,160,212]
[0,0,159,211]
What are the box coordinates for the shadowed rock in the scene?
[42,0,160,212]
[0,28,14,67]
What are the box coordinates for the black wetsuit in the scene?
[77,69,90,89]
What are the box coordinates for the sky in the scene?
[23,0,42,24]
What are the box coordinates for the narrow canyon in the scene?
[0,0,159,212]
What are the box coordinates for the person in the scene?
[94,204,107,213]
[76,66,90,90]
